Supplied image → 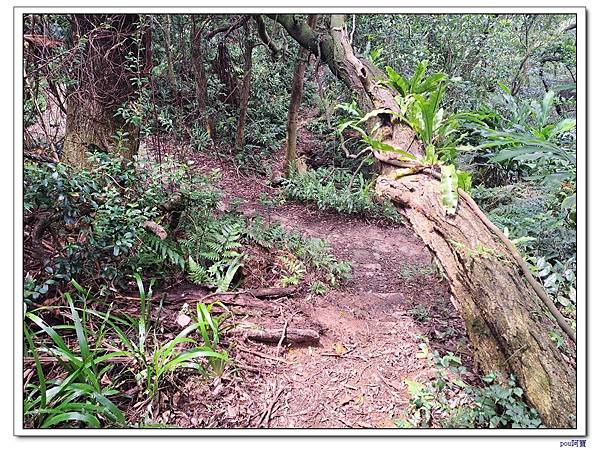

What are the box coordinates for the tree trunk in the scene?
[191,15,214,139]
[63,99,139,168]
[164,15,177,96]
[235,24,253,151]
[62,14,145,169]
[268,13,576,428]
[284,15,317,177]
[376,173,575,428]
[213,41,239,107]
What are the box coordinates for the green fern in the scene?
[278,254,306,287]
[188,256,211,285]
[146,235,186,270]
[185,222,245,292]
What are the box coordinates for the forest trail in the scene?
[153,144,477,428]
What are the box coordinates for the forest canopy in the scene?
[22,13,577,430]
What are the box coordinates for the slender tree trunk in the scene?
[191,15,213,139]
[235,24,253,151]
[284,15,317,177]
[164,15,177,96]
[268,13,576,428]
[62,14,145,168]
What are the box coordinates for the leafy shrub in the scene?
[445,373,543,429]
[23,152,219,300]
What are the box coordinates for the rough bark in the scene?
[235,24,254,151]
[376,174,575,428]
[284,15,317,177]
[62,14,146,169]
[267,13,576,428]
[63,100,139,168]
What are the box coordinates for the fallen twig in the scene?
[276,319,289,356]
[257,386,285,428]
[237,345,293,365]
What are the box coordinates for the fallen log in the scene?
[233,326,320,345]
[249,286,298,298]
[376,173,576,428]
[142,220,168,240]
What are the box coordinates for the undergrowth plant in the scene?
[281,167,402,223]
[245,216,352,288]
[184,222,244,292]
[24,276,230,428]
[23,152,218,301]
[108,274,230,399]
[24,282,127,428]
[395,340,543,429]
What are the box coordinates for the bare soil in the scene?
[147,148,477,429]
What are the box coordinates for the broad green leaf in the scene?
[456,170,472,193]
[362,135,417,160]
[385,66,409,96]
[24,325,46,409]
[550,118,576,138]
[497,82,511,95]
[409,60,428,92]
[540,91,555,126]
[41,411,101,428]
[66,293,90,363]
[356,108,395,125]
[415,72,447,94]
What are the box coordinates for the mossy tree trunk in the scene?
[62,14,147,169]
[268,13,576,428]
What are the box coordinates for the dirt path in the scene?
[156,150,477,429]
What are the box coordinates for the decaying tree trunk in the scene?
[62,14,148,169]
[235,23,254,151]
[376,173,575,428]
[284,15,317,177]
[268,13,576,428]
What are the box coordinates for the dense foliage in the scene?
[23,12,577,429]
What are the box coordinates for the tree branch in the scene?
[254,15,280,56]
[206,15,250,41]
